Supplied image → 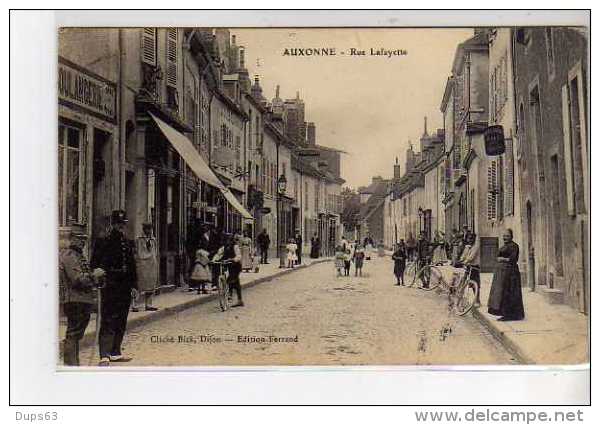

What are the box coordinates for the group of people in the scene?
[390,226,525,321]
[334,235,376,277]
[60,210,148,367]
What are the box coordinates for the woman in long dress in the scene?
[133,223,159,312]
[310,234,320,258]
[392,241,407,286]
[487,228,525,321]
[239,231,253,272]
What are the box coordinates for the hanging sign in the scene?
[484,125,506,156]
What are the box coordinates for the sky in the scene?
[232,28,474,189]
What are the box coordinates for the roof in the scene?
[359,179,390,218]
[314,144,348,154]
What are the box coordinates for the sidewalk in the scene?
[472,273,589,365]
[59,257,331,349]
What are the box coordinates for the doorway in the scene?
[91,128,112,242]
[526,200,536,291]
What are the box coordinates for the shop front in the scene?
[58,56,118,256]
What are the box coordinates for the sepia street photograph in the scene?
[56,24,589,368]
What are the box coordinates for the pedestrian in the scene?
[416,232,431,287]
[286,238,298,268]
[257,228,270,264]
[93,210,138,366]
[295,230,303,265]
[377,239,385,257]
[432,230,449,265]
[334,245,345,277]
[310,233,320,258]
[364,234,374,260]
[406,233,416,261]
[189,248,211,294]
[487,229,524,321]
[451,228,464,266]
[132,223,159,312]
[59,223,105,366]
[343,248,352,276]
[353,241,365,277]
[240,230,253,272]
[392,240,407,286]
[215,234,244,307]
[458,231,481,307]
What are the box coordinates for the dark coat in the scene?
[392,247,407,276]
[93,229,138,297]
[59,245,96,305]
[487,241,524,319]
[257,232,270,250]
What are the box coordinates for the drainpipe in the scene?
[118,28,124,211]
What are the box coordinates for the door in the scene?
[526,201,536,291]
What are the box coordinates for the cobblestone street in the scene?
[81,257,517,366]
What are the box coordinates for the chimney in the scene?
[296,90,300,100]
[275,85,280,99]
[239,46,245,69]
[423,116,428,136]
[394,157,401,180]
[307,122,316,145]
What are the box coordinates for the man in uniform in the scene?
[59,223,105,366]
[93,210,138,366]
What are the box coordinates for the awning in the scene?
[221,188,254,220]
[149,112,254,221]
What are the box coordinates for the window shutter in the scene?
[141,28,157,66]
[487,160,498,221]
[166,28,178,87]
[503,138,515,216]
[562,84,576,216]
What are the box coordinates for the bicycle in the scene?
[403,260,418,287]
[413,262,479,316]
[210,260,233,311]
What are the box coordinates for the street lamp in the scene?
[277,173,287,268]
[418,207,424,236]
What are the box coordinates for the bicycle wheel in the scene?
[454,280,478,316]
[218,275,229,311]
[415,265,444,291]
[404,261,417,287]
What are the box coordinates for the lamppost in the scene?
[277,173,287,268]
[418,207,424,237]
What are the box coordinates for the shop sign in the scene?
[484,125,506,156]
[58,57,117,123]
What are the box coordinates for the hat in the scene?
[70,222,88,239]
[111,210,128,225]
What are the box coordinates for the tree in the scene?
[340,187,361,233]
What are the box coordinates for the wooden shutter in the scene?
[166,28,178,87]
[487,160,498,221]
[562,84,575,216]
[141,28,157,66]
[503,138,515,216]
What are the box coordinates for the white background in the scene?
[6,4,595,422]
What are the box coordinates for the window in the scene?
[58,122,83,227]
[487,159,499,221]
[304,181,309,211]
[141,28,157,66]
[545,28,556,79]
[166,28,178,87]
[563,69,587,215]
[503,139,515,216]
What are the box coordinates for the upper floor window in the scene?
[166,28,178,87]
[141,28,157,66]
[545,28,556,80]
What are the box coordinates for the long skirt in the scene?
[240,244,253,270]
[310,246,320,258]
[394,260,406,277]
[488,264,525,319]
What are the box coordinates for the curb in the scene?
[471,307,534,365]
[78,258,331,350]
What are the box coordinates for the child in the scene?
[286,238,298,269]
[353,243,365,277]
[343,248,352,276]
[334,245,345,277]
[190,249,211,294]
